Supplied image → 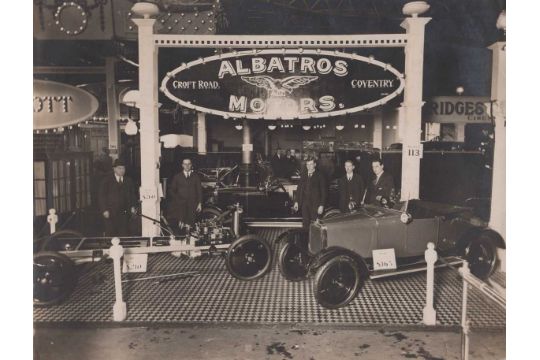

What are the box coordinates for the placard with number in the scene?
[122,254,148,273]
[372,248,397,271]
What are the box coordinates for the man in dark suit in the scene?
[293,158,327,228]
[284,149,299,178]
[168,158,202,228]
[338,160,365,213]
[365,158,395,208]
[271,148,287,178]
[99,159,138,237]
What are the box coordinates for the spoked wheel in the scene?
[226,235,272,280]
[463,235,498,280]
[313,255,363,309]
[278,230,312,281]
[33,251,77,307]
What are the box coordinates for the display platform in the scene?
[34,228,505,329]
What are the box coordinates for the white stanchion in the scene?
[458,261,471,360]
[47,208,58,234]
[422,242,437,325]
[110,237,127,321]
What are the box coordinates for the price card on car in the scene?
[372,248,397,271]
[122,254,148,273]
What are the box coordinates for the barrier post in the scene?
[110,237,127,321]
[47,208,58,234]
[458,261,471,360]
[423,242,437,325]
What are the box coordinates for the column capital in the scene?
[400,17,431,32]
[132,18,157,29]
[488,41,506,52]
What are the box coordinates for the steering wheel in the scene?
[265,177,287,193]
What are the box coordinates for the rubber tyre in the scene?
[225,235,273,281]
[278,231,311,281]
[462,234,498,280]
[39,229,83,252]
[33,251,77,307]
[313,255,363,309]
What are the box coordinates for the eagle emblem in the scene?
[241,75,319,97]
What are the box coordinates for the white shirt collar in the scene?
[346,173,353,180]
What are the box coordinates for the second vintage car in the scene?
[224,199,505,309]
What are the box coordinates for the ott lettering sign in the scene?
[424,96,491,124]
[33,80,99,130]
[161,49,404,120]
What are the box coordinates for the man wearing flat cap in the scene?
[98,158,138,236]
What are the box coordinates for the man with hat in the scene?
[293,157,327,228]
[98,158,138,236]
[167,158,203,229]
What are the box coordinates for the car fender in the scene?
[275,228,309,248]
[309,246,370,279]
[458,227,506,252]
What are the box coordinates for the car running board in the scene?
[245,220,303,228]
[370,256,464,280]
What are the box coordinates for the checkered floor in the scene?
[34,228,505,328]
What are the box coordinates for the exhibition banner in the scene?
[161,49,404,120]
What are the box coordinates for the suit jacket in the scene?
[271,155,287,178]
[337,174,365,212]
[296,170,327,208]
[98,174,137,214]
[168,172,202,217]
[366,171,395,205]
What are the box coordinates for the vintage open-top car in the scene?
[224,199,505,309]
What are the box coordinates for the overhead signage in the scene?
[161,49,404,120]
[33,80,99,130]
[424,96,491,124]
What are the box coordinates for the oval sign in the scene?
[161,49,404,120]
[33,80,99,130]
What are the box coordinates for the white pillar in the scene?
[423,242,437,325]
[455,123,466,142]
[133,16,161,236]
[47,208,58,235]
[106,57,120,159]
[110,238,127,321]
[489,42,506,271]
[372,112,383,150]
[197,112,207,154]
[400,16,430,201]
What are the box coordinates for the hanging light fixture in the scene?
[335,124,345,131]
[267,123,277,131]
[302,125,311,131]
[125,119,138,135]
[234,119,243,130]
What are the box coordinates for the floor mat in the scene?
[34,228,505,328]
